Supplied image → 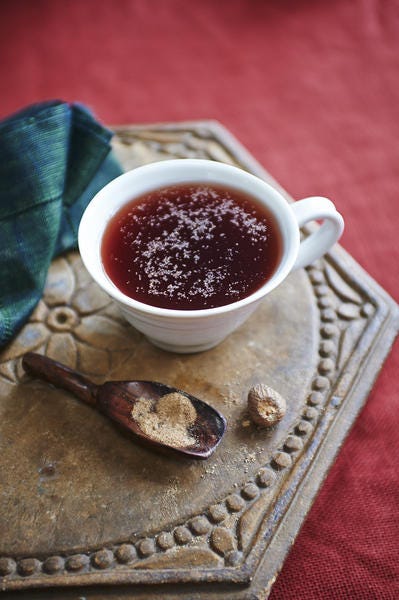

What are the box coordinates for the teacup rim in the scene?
[78,159,300,319]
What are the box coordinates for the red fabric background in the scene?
[1,1,398,597]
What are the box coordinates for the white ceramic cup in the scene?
[78,159,344,353]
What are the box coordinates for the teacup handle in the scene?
[291,197,344,270]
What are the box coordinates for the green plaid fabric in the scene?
[0,101,123,347]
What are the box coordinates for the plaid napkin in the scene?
[0,101,123,348]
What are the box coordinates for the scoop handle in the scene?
[22,352,97,406]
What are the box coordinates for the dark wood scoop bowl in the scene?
[22,352,226,459]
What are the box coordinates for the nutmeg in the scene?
[247,384,286,427]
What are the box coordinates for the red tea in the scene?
[101,184,282,310]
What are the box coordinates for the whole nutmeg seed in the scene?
[247,384,286,427]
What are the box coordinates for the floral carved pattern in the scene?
[0,254,140,387]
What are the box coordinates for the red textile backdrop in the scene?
[1,1,398,598]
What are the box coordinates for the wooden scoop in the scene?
[22,352,226,459]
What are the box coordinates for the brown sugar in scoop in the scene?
[131,393,197,448]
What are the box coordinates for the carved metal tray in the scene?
[0,122,398,599]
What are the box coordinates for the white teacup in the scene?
[78,159,344,353]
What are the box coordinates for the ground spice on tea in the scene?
[131,392,197,447]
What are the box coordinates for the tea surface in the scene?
[101,184,281,310]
